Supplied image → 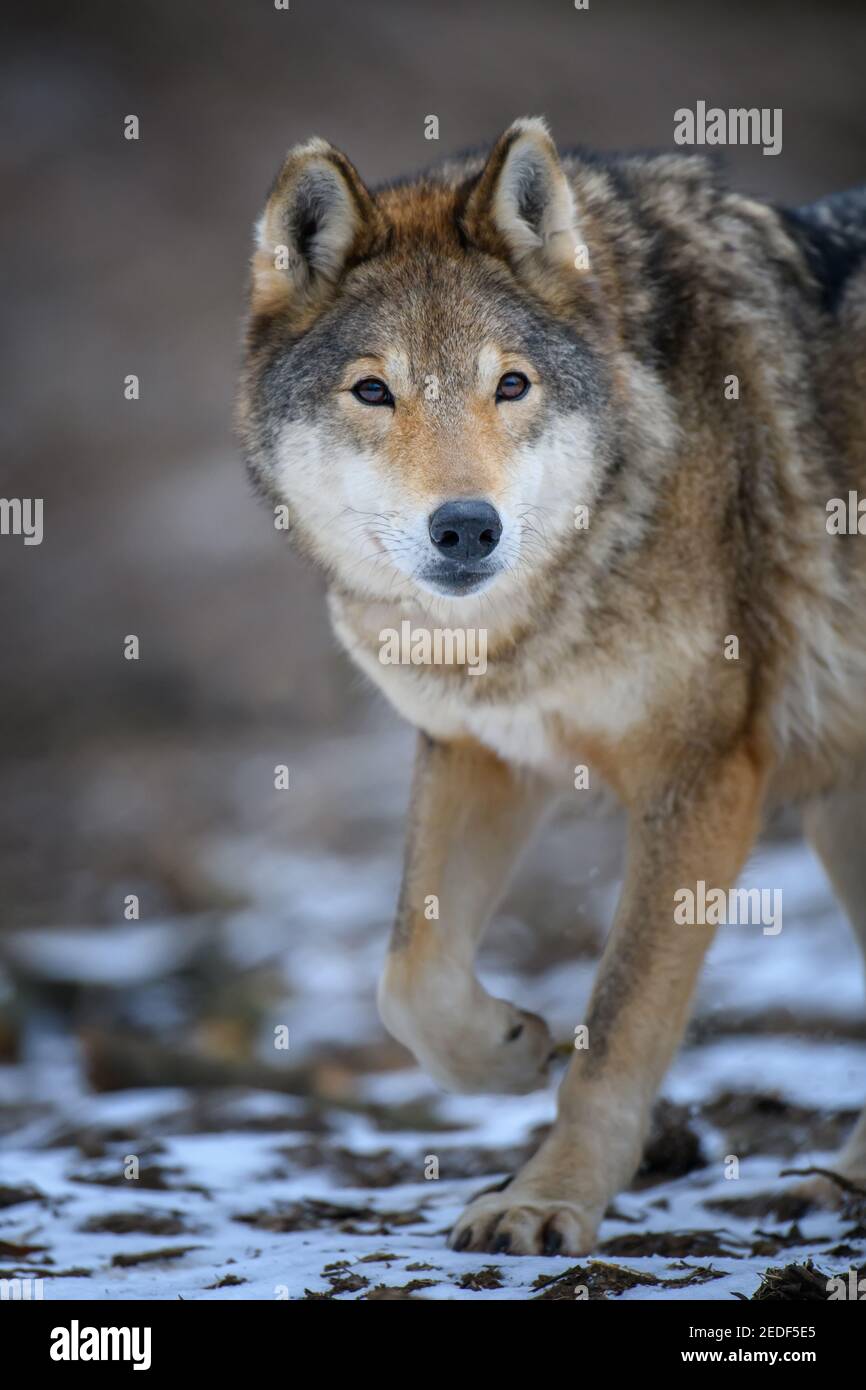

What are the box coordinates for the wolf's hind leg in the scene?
[799,783,866,1198]
[378,733,556,1095]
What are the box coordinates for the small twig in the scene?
[531,1265,583,1292]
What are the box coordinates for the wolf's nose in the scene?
[428,500,502,562]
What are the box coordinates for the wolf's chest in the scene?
[332,596,651,784]
[458,678,646,787]
[461,702,566,777]
[405,661,648,787]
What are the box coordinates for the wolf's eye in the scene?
[495,371,530,402]
[352,377,394,407]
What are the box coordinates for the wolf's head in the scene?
[238,119,643,610]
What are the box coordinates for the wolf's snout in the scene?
[428,500,502,563]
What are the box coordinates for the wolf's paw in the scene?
[418,999,554,1096]
[379,971,553,1095]
[448,1187,602,1256]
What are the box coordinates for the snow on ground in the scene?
[1,831,864,1301]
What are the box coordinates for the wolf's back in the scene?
[781,186,866,312]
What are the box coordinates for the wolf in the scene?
[237,118,866,1255]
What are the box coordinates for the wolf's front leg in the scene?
[378,732,556,1094]
[450,743,767,1255]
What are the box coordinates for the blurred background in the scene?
[0,0,864,1299]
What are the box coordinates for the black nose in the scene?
[428,500,502,563]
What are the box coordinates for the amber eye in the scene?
[495,371,530,402]
[352,377,394,407]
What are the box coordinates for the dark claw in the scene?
[492,1232,512,1254]
[454,1227,473,1251]
[543,1228,563,1256]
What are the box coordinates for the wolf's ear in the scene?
[251,138,385,317]
[462,118,580,273]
